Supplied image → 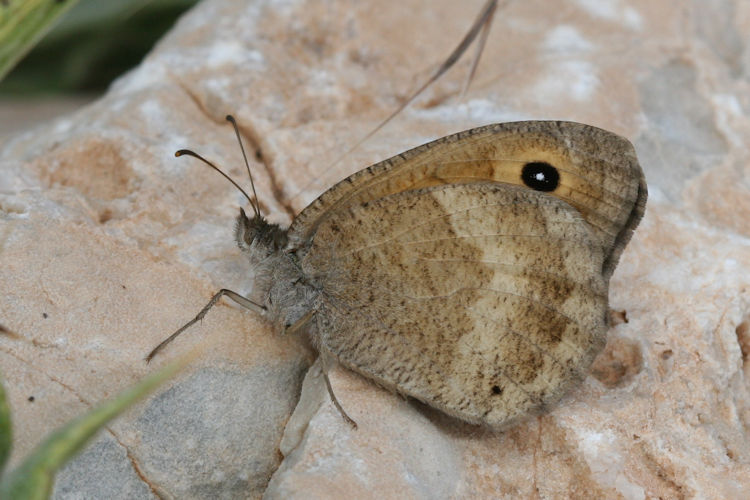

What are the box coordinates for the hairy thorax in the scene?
[256,250,319,334]
[235,210,319,335]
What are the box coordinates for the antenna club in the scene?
[170,147,255,207]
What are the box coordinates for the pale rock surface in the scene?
[1,0,749,498]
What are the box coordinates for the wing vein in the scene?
[344,233,586,257]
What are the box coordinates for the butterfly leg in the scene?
[0,323,20,339]
[320,354,358,429]
[146,288,265,362]
[284,309,316,336]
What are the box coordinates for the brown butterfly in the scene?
[148,116,647,430]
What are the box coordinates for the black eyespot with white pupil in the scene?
[521,162,560,192]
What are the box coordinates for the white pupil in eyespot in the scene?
[534,172,546,181]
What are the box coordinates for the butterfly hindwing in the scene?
[301,182,608,427]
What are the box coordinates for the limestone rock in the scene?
[1,0,749,498]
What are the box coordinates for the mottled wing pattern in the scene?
[288,121,646,428]
[301,183,608,428]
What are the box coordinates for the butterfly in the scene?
[148,117,647,430]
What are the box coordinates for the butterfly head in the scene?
[174,116,290,259]
[235,207,288,258]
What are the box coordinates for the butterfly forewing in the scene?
[288,121,645,280]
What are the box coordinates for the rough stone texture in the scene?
[1,0,749,498]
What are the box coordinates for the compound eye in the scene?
[521,162,560,192]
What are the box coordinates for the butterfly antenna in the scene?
[225,115,261,218]
[285,0,501,206]
[174,149,255,209]
[324,0,500,171]
[459,0,497,99]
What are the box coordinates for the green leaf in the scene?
[0,324,17,475]
[0,0,81,81]
[0,359,186,499]
[0,372,11,476]
[0,0,199,93]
